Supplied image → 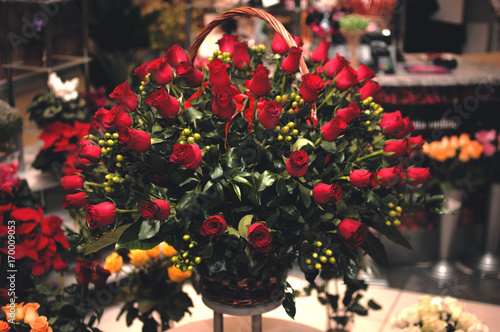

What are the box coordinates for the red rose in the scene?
[280,46,302,74]
[170,144,202,169]
[299,73,324,103]
[212,84,236,120]
[337,219,368,250]
[177,61,203,88]
[75,157,91,170]
[109,82,138,111]
[383,139,411,160]
[200,215,227,236]
[356,63,376,81]
[335,66,359,91]
[310,40,331,64]
[133,61,150,81]
[91,263,111,287]
[247,64,271,97]
[293,35,304,47]
[258,101,282,129]
[61,175,84,191]
[146,88,180,118]
[217,34,238,54]
[119,127,151,153]
[377,165,406,187]
[286,150,309,177]
[380,111,405,135]
[357,79,382,100]
[194,56,209,69]
[312,183,342,204]
[86,202,117,230]
[394,117,416,139]
[207,58,230,87]
[103,105,132,132]
[53,253,68,271]
[271,32,289,55]
[140,199,171,220]
[406,167,431,186]
[408,135,425,150]
[335,103,360,124]
[349,170,377,188]
[165,44,188,69]
[321,117,347,141]
[233,41,251,70]
[148,56,173,85]
[76,258,93,285]
[321,54,348,78]
[247,223,272,253]
[77,140,101,163]
[63,192,88,209]
[90,107,109,134]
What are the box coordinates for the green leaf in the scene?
[327,294,339,312]
[368,299,382,310]
[365,191,381,208]
[292,138,314,151]
[138,219,161,241]
[150,138,164,144]
[283,292,296,319]
[347,303,368,316]
[380,227,413,251]
[280,205,300,218]
[221,148,241,168]
[320,141,337,154]
[266,211,279,227]
[238,214,254,239]
[84,224,131,256]
[210,163,224,180]
[299,184,312,208]
[276,178,287,198]
[232,183,242,201]
[232,176,252,187]
[116,221,163,251]
[184,107,203,121]
[361,232,388,269]
[257,170,277,192]
[226,226,241,238]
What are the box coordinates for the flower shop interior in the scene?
[1,0,500,331]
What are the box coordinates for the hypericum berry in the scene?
[171,256,178,262]
[182,252,188,258]
[365,121,371,126]
[395,206,403,213]
[217,55,223,60]
[276,95,282,102]
[105,187,112,192]
[291,129,299,136]
[290,93,297,100]
[213,50,220,57]
[305,259,312,265]
[187,137,195,144]
[182,129,191,136]
[106,147,112,152]
[194,257,201,264]
[208,57,214,63]
[281,126,290,134]
[386,221,392,226]
[299,98,305,105]
[287,109,295,115]
[291,101,298,108]
[115,162,122,168]
[179,140,186,144]
[187,266,194,271]
[103,181,110,187]
[388,202,394,208]
[287,122,295,129]
[329,257,336,264]
[105,174,112,180]
[258,44,265,51]
[320,256,327,263]
[389,210,397,217]
[285,136,292,141]
[116,155,123,161]
[189,243,194,248]
[101,148,107,155]
[295,95,301,102]
[112,133,119,139]
[367,127,373,132]
[281,95,288,102]
[105,133,111,139]
[88,135,96,140]
[98,140,105,147]
[325,249,333,256]
[193,133,201,140]
[394,219,401,226]
[315,263,322,270]
[316,241,323,247]
[112,177,120,183]
[312,253,318,259]
[183,235,190,241]
[277,135,284,141]
[107,140,114,146]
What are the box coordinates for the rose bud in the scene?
[133,61,150,81]
[310,40,331,64]
[258,101,282,129]
[63,192,88,209]
[280,46,302,74]
[165,44,188,69]
[357,79,382,100]
[408,135,425,150]
[217,33,238,54]
[91,263,111,288]
[212,84,236,120]
[377,165,406,187]
[299,73,324,103]
[109,82,138,111]
[119,127,151,153]
[74,157,91,170]
[384,139,411,160]
[89,107,109,134]
[53,253,68,272]
[247,223,272,253]
[77,141,101,163]
[337,219,368,250]
[271,32,289,55]
[76,258,93,285]
[380,111,405,135]
[406,167,431,186]
[321,117,347,141]
[334,65,359,91]
[148,56,173,85]
[103,105,132,132]
[394,117,416,139]
[247,64,271,97]
[336,103,360,124]
[286,150,309,177]
[146,88,180,118]
[207,58,230,87]
[170,143,202,169]
[233,41,251,70]
[293,35,304,47]
[321,54,348,78]
[61,175,84,191]
[312,183,342,204]
[200,215,227,236]
[177,61,203,88]
[349,170,377,188]
[86,202,117,230]
[140,199,171,220]
[356,63,376,81]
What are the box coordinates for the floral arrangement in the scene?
[391,295,489,332]
[63,17,432,317]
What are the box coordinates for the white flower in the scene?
[406,325,423,332]
[421,315,447,332]
[47,72,79,101]
[457,312,478,330]
[468,322,489,332]
[449,301,466,321]
[392,306,421,328]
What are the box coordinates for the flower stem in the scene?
[115,209,139,214]
[372,135,385,146]
[60,273,64,298]
[252,97,259,126]
[280,75,287,96]
[333,176,349,181]
[314,137,323,147]
[355,150,385,163]
[317,87,338,110]
[85,181,105,187]
[169,83,186,113]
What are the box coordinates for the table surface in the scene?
[170,317,323,332]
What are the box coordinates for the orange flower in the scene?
[459,140,483,162]
[0,320,10,331]
[168,266,192,283]
[23,303,40,325]
[129,250,149,267]
[423,141,456,162]
[1,303,24,323]
[458,133,471,147]
[29,316,52,332]
[160,242,178,257]
[104,252,123,273]
[146,245,160,259]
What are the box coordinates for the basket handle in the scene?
[188,7,309,76]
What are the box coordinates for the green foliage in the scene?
[0,100,22,143]
[26,92,87,128]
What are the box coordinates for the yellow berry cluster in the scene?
[362,96,384,116]
[139,73,152,94]
[385,202,403,226]
[276,92,304,115]
[178,128,201,144]
[208,50,232,64]
[276,122,299,142]
[305,241,336,270]
[102,171,122,193]
[170,234,201,272]
[250,44,266,56]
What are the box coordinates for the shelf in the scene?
[2,55,91,73]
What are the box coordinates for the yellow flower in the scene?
[1,302,24,322]
[146,245,160,259]
[0,320,10,331]
[29,315,52,332]
[23,303,40,325]
[168,266,192,283]
[104,252,123,273]
[129,250,149,267]
[160,242,178,257]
